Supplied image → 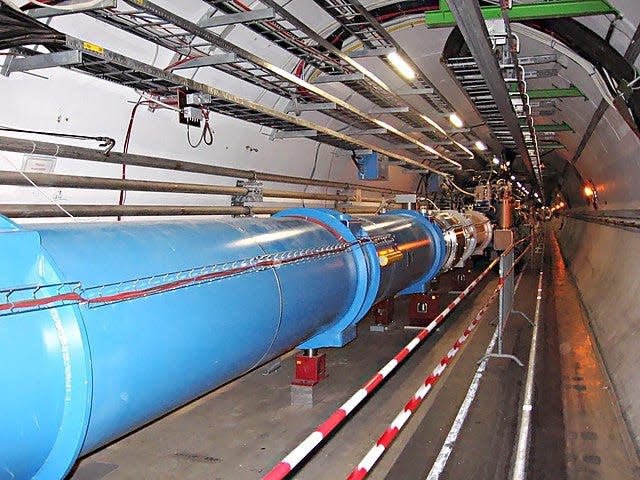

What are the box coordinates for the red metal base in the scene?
[370,297,395,326]
[451,259,474,291]
[291,353,326,387]
[408,293,441,326]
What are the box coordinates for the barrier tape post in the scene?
[477,240,532,367]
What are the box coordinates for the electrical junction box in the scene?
[358,152,389,181]
[493,229,514,251]
[427,174,443,193]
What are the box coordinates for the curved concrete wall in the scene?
[555,218,640,448]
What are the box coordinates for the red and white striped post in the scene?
[347,284,503,480]
[261,256,500,480]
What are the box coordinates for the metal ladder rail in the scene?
[312,0,451,113]
[82,0,459,163]
[15,34,454,173]
[202,2,459,135]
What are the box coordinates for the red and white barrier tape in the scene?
[347,283,502,480]
[261,255,501,480]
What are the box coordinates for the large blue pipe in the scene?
[0,208,457,479]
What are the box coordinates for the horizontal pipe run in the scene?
[0,204,382,218]
[0,136,410,195]
[262,255,501,480]
[0,171,385,203]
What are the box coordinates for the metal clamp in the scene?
[231,179,263,206]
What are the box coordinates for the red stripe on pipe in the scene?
[317,410,347,437]
[405,396,421,413]
[347,468,367,480]
[262,463,292,480]
[364,374,384,393]
[394,348,411,363]
[378,427,399,448]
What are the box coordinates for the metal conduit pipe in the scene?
[0,204,385,218]
[0,136,411,195]
[0,171,386,204]
[0,207,491,479]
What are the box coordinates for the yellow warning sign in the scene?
[82,42,104,55]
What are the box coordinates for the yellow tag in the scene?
[83,41,104,55]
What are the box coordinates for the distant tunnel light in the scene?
[474,140,487,151]
[448,112,464,128]
[387,51,416,80]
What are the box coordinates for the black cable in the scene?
[186,119,214,148]
[302,143,322,208]
[0,125,115,154]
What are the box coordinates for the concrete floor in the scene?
[68,234,640,480]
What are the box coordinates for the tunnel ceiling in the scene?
[349,0,640,206]
[3,0,639,208]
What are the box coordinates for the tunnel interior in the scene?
[0,1,639,479]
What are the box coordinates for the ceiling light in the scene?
[449,113,464,128]
[474,140,487,151]
[492,156,500,165]
[510,175,516,180]
[387,51,415,80]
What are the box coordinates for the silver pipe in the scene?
[0,136,410,195]
[0,204,383,218]
[0,171,385,204]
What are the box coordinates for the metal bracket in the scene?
[348,46,396,58]
[172,53,239,70]
[285,101,337,114]
[28,0,116,18]
[313,73,365,84]
[2,50,83,76]
[199,8,275,28]
[231,180,263,206]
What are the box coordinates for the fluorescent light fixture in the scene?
[449,113,464,128]
[421,114,446,135]
[492,156,500,165]
[474,140,487,151]
[510,175,516,180]
[387,51,415,80]
[534,192,539,198]
[516,181,522,187]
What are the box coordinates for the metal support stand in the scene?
[291,349,326,407]
[478,247,524,367]
[369,297,395,332]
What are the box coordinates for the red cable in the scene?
[0,242,361,314]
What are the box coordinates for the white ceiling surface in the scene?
[2,0,639,211]
[0,1,423,214]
